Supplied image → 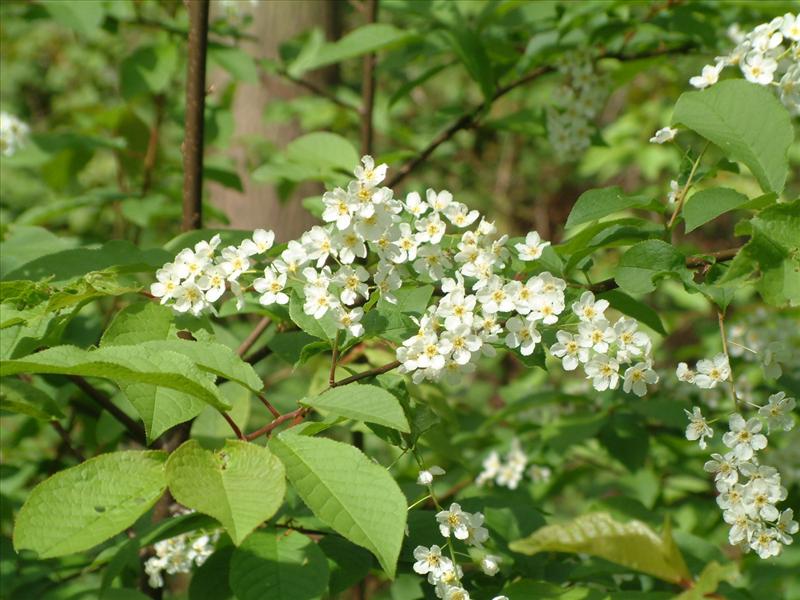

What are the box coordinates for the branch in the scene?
[257,393,282,419]
[245,407,307,441]
[221,410,245,440]
[386,43,695,189]
[68,376,146,445]
[236,317,271,357]
[588,246,742,293]
[330,360,401,387]
[182,0,210,231]
[51,421,85,462]
[360,0,379,156]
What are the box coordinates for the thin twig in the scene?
[360,0,379,156]
[220,411,245,440]
[51,421,85,462]
[257,393,281,419]
[68,376,146,445]
[237,317,271,357]
[244,344,272,366]
[329,331,341,387]
[182,0,210,231]
[717,310,740,409]
[330,360,401,387]
[387,43,695,189]
[274,69,359,112]
[245,407,307,441]
[667,141,709,230]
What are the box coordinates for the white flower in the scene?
[515,231,550,261]
[303,287,337,319]
[0,112,29,156]
[444,587,470,600]
[649,127,677,144]
[694,353,730,389]
[335,307,364,337]
[480,555,500,576]
[623,362,659,397]
[750,527,781,559]
[775,509,799,544]
[505,316,541,356]
[412,545,453,577]
[151,263,185,304]
[219,245,250,280]
[354,154,387,188]
[685,407,713,449]
[742,53,777,85]
[436,503,470,540]
[334,230,367,264]
[704,452,740,489]
[476,451,502,486]
[572,291,609,322]
[528,464,552,483]
[404,191,429,217]
[322,187,355,230]
[303,226,335,267]
[758,392,796,433]
[240,228,275,255]
[550,331,586,370]
[444,202,479,227]
[196,266,228,303]
[442,324,482,365]
[417,466,445,486]
[722,413,768,461]
[427,188,453,213]
[253,268,288,306]
[585,354,620,391]
[689,62,723,89]
[392,222,420,263]
[667,179,680,204]
[173,282,207,315]
[464,511,489,547]
[676,362,696,384]
[415,214,447,245]
[782,13,800,41]
[578,319,615,354]
[334,265,370,306]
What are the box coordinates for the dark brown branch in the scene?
[257,393,282,419]
[51,421,85,462]
[236,317,271,357]
[244,344,272,366]
[220,410,245,440]
[182,0,210,231]
[360,0,378,156]
[330,360,401,387]
[386,43,695,189]
[245,407,307,441]
[68,376,146,445]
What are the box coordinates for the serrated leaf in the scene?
[446,28,494,100]
[122,384,206,442]
[165,440,285,545]
[565,187,652,229]
[0,345,229,411]
[209,44,258,83]
[672,80,792,193]
[14,451,167,558]
[101,302,175,347]
[229,530,329,600]
[302,384,409,432]
[509,512,690,584]
[269,433,407,577]
[285,132,360,176]
[289,291,339,340]
[599,290,666,335]
[682,187,750,233]
[0,378,64,420]
[614,240,690,295]
[189,545,234,600]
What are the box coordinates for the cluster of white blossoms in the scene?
[153,157,659,395]
[0,111,29,157]
[684,394,798,559]
[728,310,798,380]
[151,229,276,315]
[412,503,507,600]
[144,530,219,588]
[550,292,659,396]
[689,13,800,114]
[676,353,731,389]
[546,51,609,161]
[474,438,551,490]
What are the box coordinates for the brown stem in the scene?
[68,376,146,445]
[329,332,341,387]
[257,393,281,419]
[330,360,401,387]
[51,421,85,462]
[245,407,307,441]
[142,94,166,197]
[221,410,245,440]
[360,0,378,156]
[386,43,695,189]
[182,0,210,232]
[237,317,271,357]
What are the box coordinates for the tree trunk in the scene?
[211,0,339,241]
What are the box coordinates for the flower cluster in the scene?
[546,51,609,161]
[550,292,659,396]
[412,503,507,600]
[676,353,731,389]
[476,439,552,490]
[151,229,275,315]
[728,309,798,380]
[689,14,800,114]
[0,111,29,157]
[693,398,798,558]
[144,530,219,588]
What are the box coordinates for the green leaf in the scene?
[189,546,234,600]
[209,44,258,83]
[289,291,339,341]
[614,240,689,296]
[120,44,179,99]
[446,29,494,100]
[565,186,652,229]
[285,132,360,176]
[672,80,793,193]
[14,451,167,558]
[319,536,374,595]
[599,290,666,335]
[191,383,252,449]
[0,345,229,411]
[509,512,690,584]
[229,530,329,600]
[0,378,64,421]
[269,433,407,577]
[302,384,409,432]
[294,24,412,74]
[675,561,738,600]
[101,302,174,347]
[165,440,286,545]
[40,0,105,36]
[682,187,750,233]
